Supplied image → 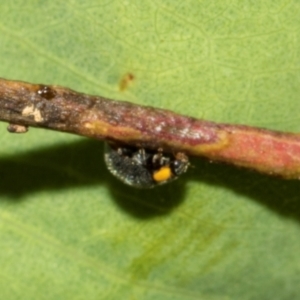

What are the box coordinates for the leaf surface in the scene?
[0,1,300,299]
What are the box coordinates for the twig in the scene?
[1,77,300,179]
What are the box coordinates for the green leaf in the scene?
[0,1,300,299]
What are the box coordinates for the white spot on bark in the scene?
[22,105,43,122]
[155,125,162,132]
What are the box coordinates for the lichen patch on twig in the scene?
[22,105,43,122]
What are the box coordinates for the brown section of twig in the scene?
[1,78,300,179]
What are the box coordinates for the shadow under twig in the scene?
[190,157,300,222]
[0,138,299,222]
[0,139,187,218]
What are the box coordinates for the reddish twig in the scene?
[1,78,300,179]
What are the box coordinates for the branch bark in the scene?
[1,78,300,179]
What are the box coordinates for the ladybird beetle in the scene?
[104,143,189,188]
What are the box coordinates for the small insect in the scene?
[104,143,189,188]
[37,85,56,100]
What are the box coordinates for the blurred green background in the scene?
[0,1,300,299]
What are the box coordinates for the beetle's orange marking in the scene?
[153,166,172,182]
